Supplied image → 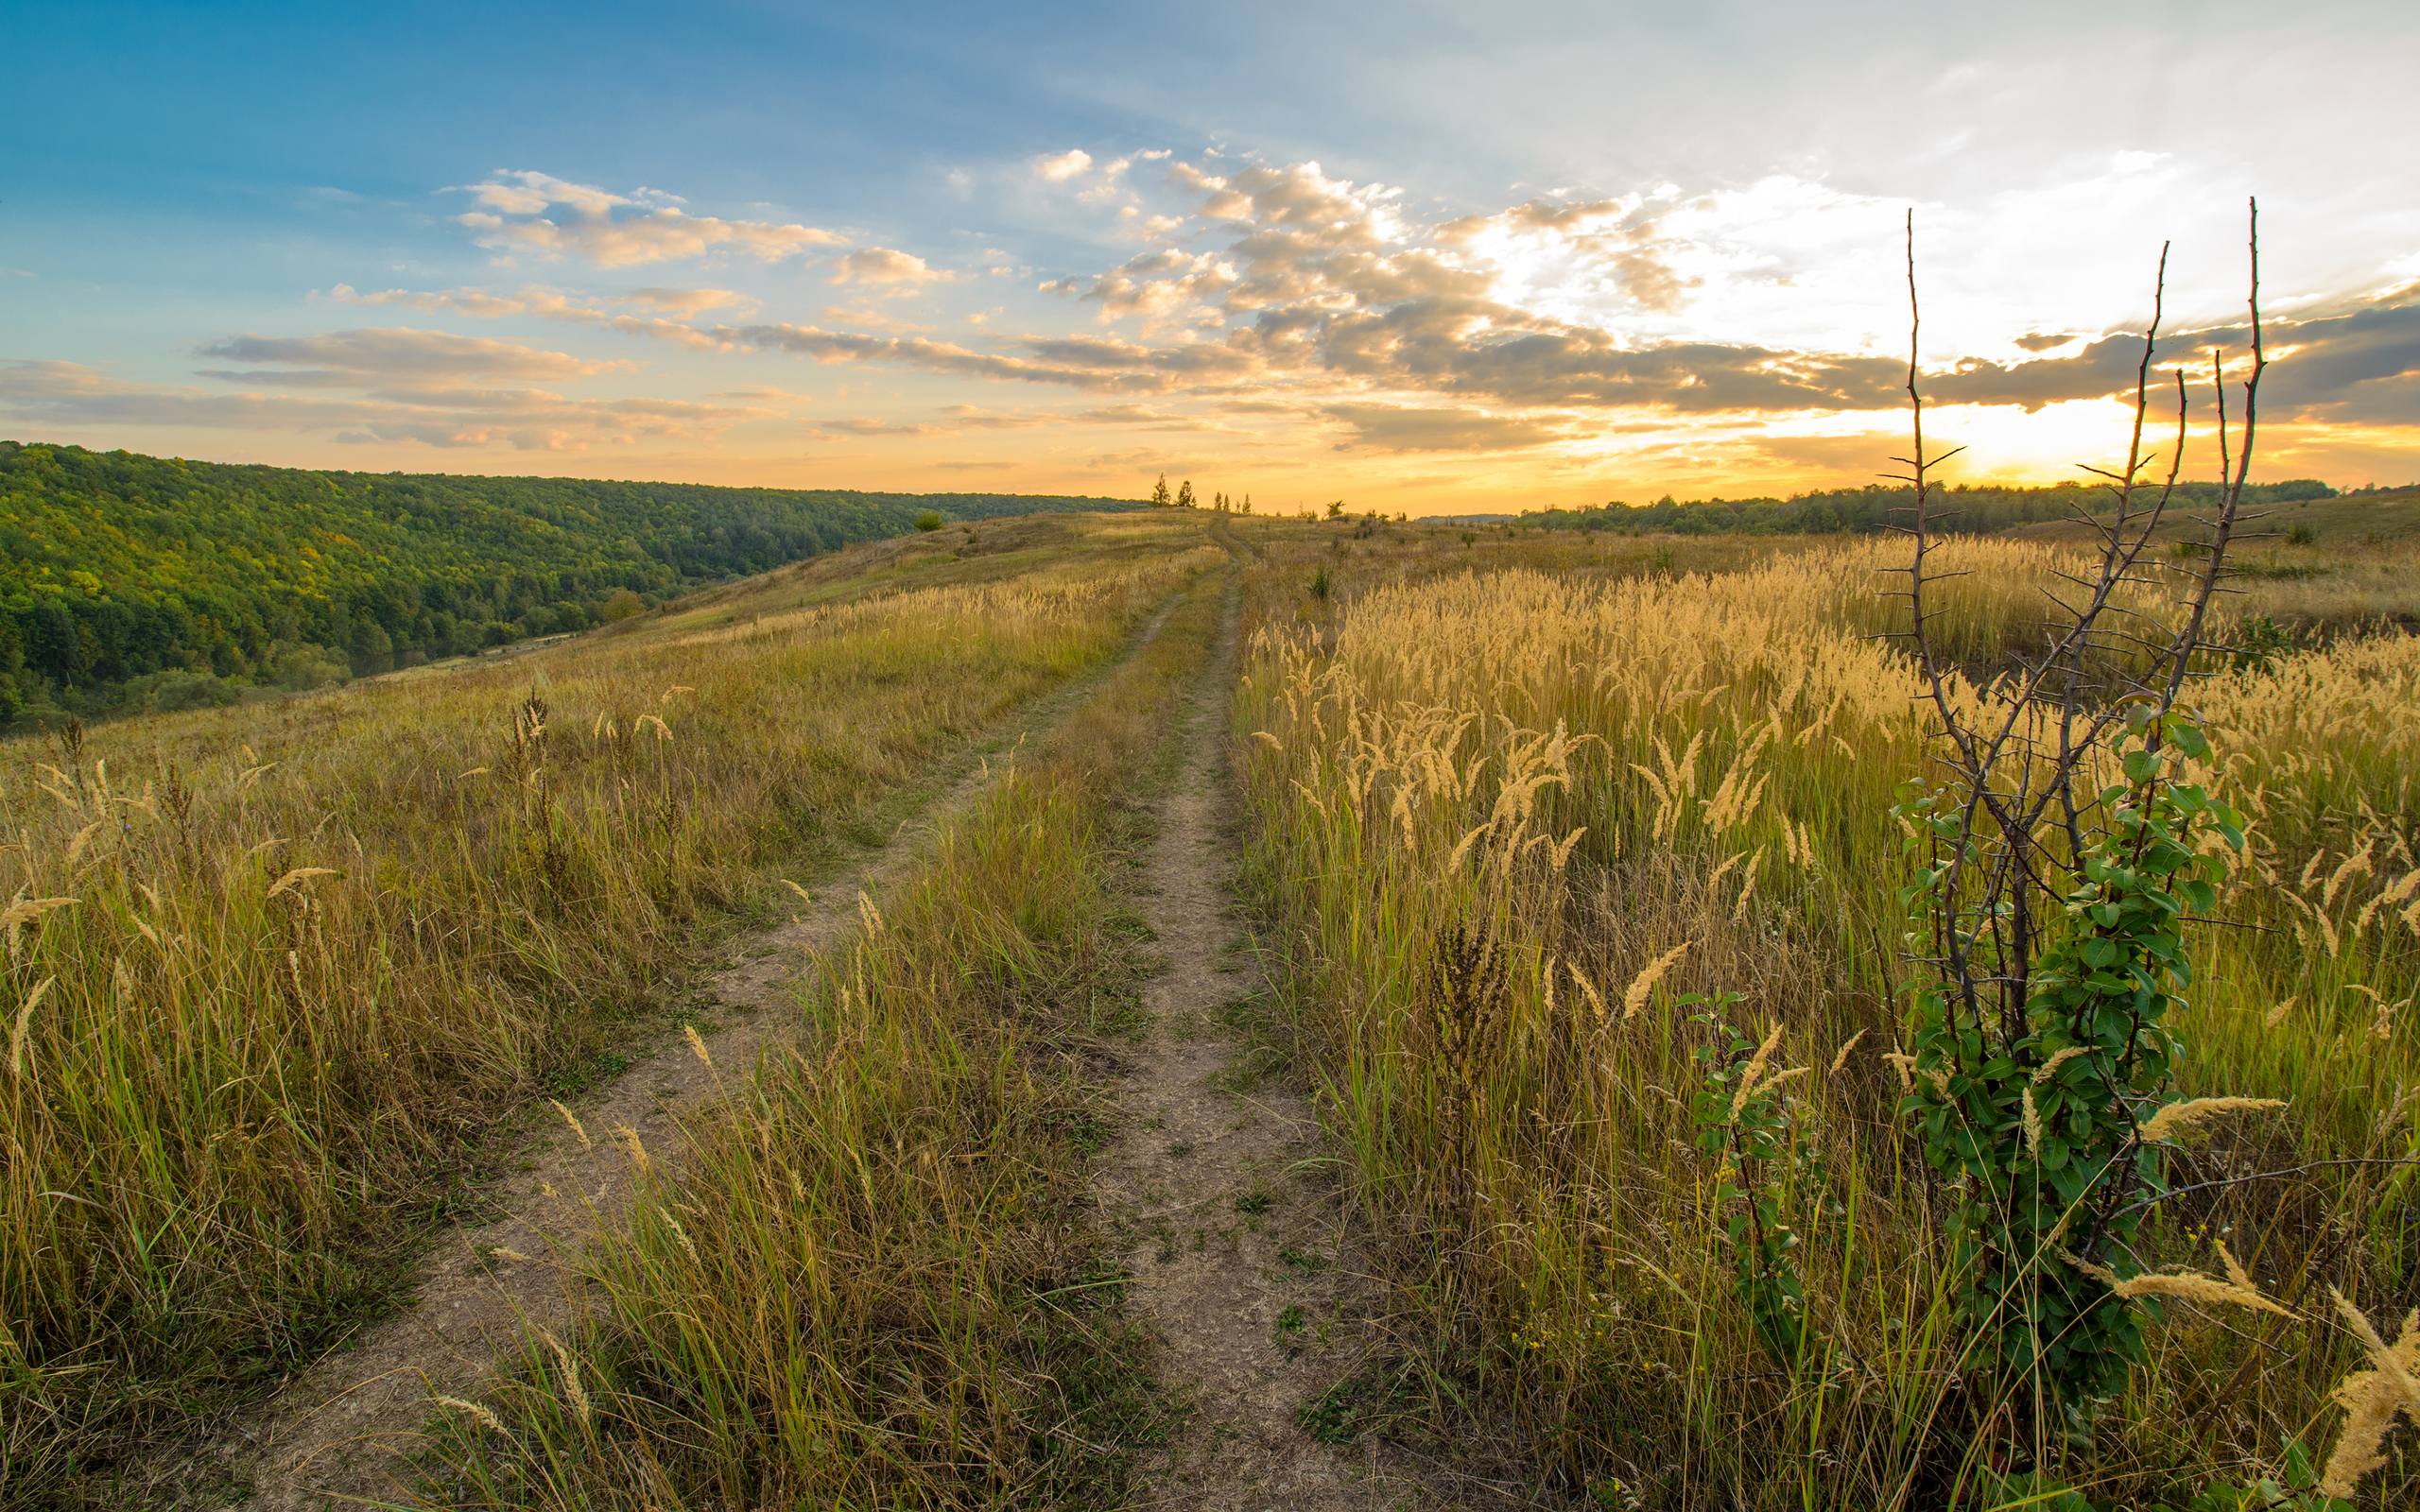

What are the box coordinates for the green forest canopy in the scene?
[0,440,1140,728]
[1519,478,2339,536]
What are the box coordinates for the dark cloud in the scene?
[1921,292,2420,422]
[1322,403,1566,452]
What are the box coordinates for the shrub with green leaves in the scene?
[1898,712,2245,1421]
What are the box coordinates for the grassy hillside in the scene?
[0,440,1141,729]
[0,509,1219,1502]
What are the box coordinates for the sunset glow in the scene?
[7,1,2416,511]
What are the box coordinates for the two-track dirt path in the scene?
[1098,582,1436,1512]
[163,592,1196,1512]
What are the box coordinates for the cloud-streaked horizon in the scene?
[7,1,2416,510]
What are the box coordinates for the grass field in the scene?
[1234,521,2420,1506]
[5,502,2417,1509]
[0,510,1221,1501]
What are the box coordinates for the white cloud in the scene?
[829,248,952,287]
[320,284,740,349]
[1033,148,1094,182]
[195,327,629,383]
[452,169,842,267]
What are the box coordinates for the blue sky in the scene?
[6,1,2416,509]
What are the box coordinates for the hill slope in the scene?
[0,439,1140,726]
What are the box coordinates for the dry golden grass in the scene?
[1233,527,2418,1505]
[409,558,1236,1509]
[0,511,1219,1502]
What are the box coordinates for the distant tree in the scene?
[913,509,946,531]
[1151,473,1173,507]
[1240,493,1253,515]
[1325,499,1345,519]
[1176,479,1197,509]
[597,588,647,622]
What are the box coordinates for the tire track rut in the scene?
[1099,580,1436,1512]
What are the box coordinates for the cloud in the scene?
[709,321,1255,393]
[321,284,735,349]
[0,358,769,453]
[829,247,952,287]
[267,154,2417,464]
[1033,149,1095,182]
[1322,403,1567,452]
[453,169,841,266]
[196,327,629,383]
[1918,290,2420,421]
[623,286,751,316]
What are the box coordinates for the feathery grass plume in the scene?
[548,1099,592,1151]
[1,896,78,950]
[9,976,55,1078]
[63,819,104,868]
[2323,839,2376,911]
[2021,1088,2044,1157]
[2067,1252,2293,1317]
[662,1206,701,1263]
[1826,1028,1868,1075]
[544,1332,594,1428]
[265,866,338,900]
[1621,940,1693,1022]
[1566,962,1607,1022]
[2318,1289,2420,1498]
[635,713,673,741]
[784,879,813,908]
[490,1246,531,1263]
[683,1023,713,1068]
[617,1125,651,1175]
[2137,1095,2288,1144]
[2264,997,2295,1027]
[1729,1022,1788,1117]
[2216,1238,2257,1295]
[2031,1044,2091,1085]
[434,1395,508,1435]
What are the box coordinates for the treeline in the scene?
[1522,478,2335,536]
[0,441,1137,729]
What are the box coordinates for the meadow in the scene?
[1234,521,2420,1506]
[3,497,2415,1510]
[0,510,1221,1501]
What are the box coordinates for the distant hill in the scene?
[0,440,1141,728]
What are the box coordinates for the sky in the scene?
[4,0,2417,514]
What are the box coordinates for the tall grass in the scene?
[409,569,1234,1508]
[0,515,1220,1501]
[1235,538,2418,1504]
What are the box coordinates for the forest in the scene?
[0,440,1137,728]
[1523,476,2337,535]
